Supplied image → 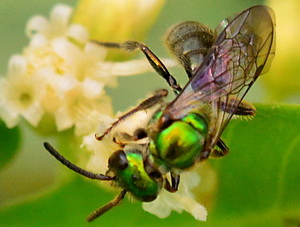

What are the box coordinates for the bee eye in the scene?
[108,150,128,170]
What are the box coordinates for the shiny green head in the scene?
[150,112,208,170]
[108,149,163,202]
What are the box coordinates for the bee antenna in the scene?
[87,190,127,222]
[43,142,113,181]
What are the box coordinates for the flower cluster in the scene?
[0,4,161,136]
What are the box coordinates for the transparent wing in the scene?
[163,5,275,147]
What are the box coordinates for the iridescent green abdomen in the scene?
[149,112,208,170]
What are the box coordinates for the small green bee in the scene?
[44,5,275,221]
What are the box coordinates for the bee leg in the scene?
[220,96,256,116]
[113,128,148,146]
[164,178,174,192]
[234,99,256,116]
[209,138,229,158]
[92,40,182,94]
[95,89,168,141]
[164,172,180,192]
[171,172,180,191]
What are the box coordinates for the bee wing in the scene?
[163,5,275,147]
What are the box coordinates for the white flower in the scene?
[0,4,175,134]
[142,170,207,221]
[83,129,118,174]
[54,85,113,136]
[26,4,73,40]
[0,55,46,127]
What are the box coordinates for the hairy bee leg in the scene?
[43,142,113,180]
[164,172,180,192]
[220,97,256,116]
[96,89,168,141]
[209,138,229,158]
[87,190,127,222]
[92,40,182,94]
[234,99,256,116]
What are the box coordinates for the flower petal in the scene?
[0,105,19,128]
[21,103,44,127]
[27,34,48,48]
[49,4,73,37]
[51,37,80,63]
[26,15,49,38]
[67,24,89,44]
[82,78,104,99]
[143,170,207,221]
[54,107,74,131]
[7,55,28,78]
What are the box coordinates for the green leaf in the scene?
[209,103,300,226]
[0,121,21,169]
[0,104,299,226]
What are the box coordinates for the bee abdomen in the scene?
[165,21,215,77]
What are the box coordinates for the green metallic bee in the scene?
[44,5,275,221]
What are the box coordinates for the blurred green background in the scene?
[1,0,300,226]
